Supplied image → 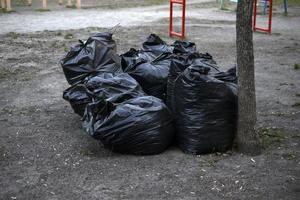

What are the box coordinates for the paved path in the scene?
[0,0,236,34]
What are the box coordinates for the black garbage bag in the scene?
[63,73,145,116]
[166,54,220,110]
[121,48,157,67]
[82,96,175,155]
[122,53,173,100]
[89,32,118,51]
[213,66,237,83]
[173,65,237,154]
[61,32,122,85]
[142,34,173,56]
[172,40,197,54]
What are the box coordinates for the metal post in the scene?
[182,0,186,38]
[169,0,186,39]
[220,0,225,10]
[169,0,173,37]
[253,0,257,31]
[268,0,272,33]
[263,0,267,15]
[253,0,272,33]
[284,0,288,15]
[76,0,81,9]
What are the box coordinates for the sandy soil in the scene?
[0,1,300,200]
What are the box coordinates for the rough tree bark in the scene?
[236,0,261,155]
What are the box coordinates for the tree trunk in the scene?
[236,0,261,155]
[5,0,11,11]
[1,0,6,9]
[67,0,72,7]
[76,0,81,9]
[42,0,47,10]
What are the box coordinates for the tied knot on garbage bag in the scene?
[61,32,237,155]
[61,32,122,85]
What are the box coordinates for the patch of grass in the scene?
[20,74,34,81]
[0,8,15,13]
[79,149,94,157]
[292,101,300,108]
[0,145,6,160]
[66,4,76,9]
[6,32,19,39]
[0,68,18,79]
[282,152,296,160]
[258,127,285,149]
[64,33,74,39]
[34,8,51,12]
[295,93,300,97]
[274,0,300,6]
[13,0,27,6]
[294,63,299,70]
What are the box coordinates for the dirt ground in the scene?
[0,1,300,200]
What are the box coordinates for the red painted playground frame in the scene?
[253,0,273,34]
[169,0,186,39]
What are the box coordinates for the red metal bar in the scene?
[253,0,273,34]
[169,0,186,39]
[253,0,257,30]
[268,0,272,33]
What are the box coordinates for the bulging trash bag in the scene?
[122,53,173,100]
[63,73,145,116]
[142,34,173,56]
[173,65,237,154]
[166,54,220,110]
[83,96,175,155]
[61,32,122,85]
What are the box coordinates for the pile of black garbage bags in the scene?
[61,32,237,155]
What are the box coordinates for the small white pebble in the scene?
[190,191,195,194]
